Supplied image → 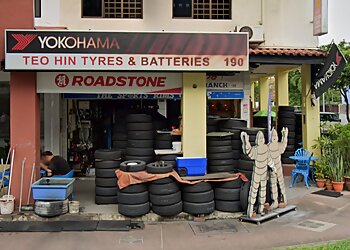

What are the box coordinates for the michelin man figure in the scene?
[268,127,288,209]
[241,131,276,218]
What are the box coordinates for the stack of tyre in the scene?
[220,118,247,131]
[182,182,215,216]
[126,114,154,164]
[231,130,242,169]
[147,162,182,217]
[118,160,150,217]
[112,121,128,158]
[207,134,235,173]
[237,128,267,180]
[295,113,303,150]
[207,117,220,133]
[253,116,275,129]
[95,149,121,205]
[214,178,243,212]
[277,106,296,164]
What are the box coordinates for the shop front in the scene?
[5,30,249,206]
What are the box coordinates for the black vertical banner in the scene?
[312,43,346,98]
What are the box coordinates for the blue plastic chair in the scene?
[290,149,313,189]
[0,170,10,190]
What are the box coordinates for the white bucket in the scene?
[69,201,80,214]
[172,142,182,152]
[0,195,15,215]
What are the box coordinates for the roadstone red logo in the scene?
[55,74,69,88]
[11,34,37,51]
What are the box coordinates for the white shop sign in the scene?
[206,75,243,90]
[37,72,182,94]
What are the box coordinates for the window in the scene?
[83,0,143,18]
[35,0,41,18]
[173,0,231,19]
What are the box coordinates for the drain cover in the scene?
[119,236,144,244]
[294,219,336,232]
[190,220,240,235]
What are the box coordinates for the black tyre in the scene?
[125,155,154,164]
[119,183,148,194]
[120,160,146,172]
[207,152,233,160]
[240,154,252,161]
[231,140,242,150]
[146,162,173,174]
[126,114,152,123]
[214,188,240,201]
[232,150,240,159]
[182,190,214,203]
[126,147,154,156]
[215,179,243,189]
[95,160,121,169]
[112,133,128,141]
[112,140,128,149]
[118,191,149,205]
[207,140,232,147]
[183,201,215,215]
[207,146,232,154]
[283,150,295,157]
[207,165,235,173]
[219,129,241,139]
[208,159,234,166]
[96,168,117,178]
[221,119,247,128]
[155,133,172,141]
[207,136,232,142]
[151,201,182,217]
[286,145,295,152]
[155,140,172,149]
[278,118,296,126]
[95,186,119,196]
[128,140,154,148]
[150,191,181,206]
[118,202,150,217]
[215,200,242,212]
[238,159,254,171]
[149,182,179,195]
[278,106,295,112]
[128,131,154,140]
[95,177,118,187]
[240,181,250,212]
[95,195,118,204]
[182,182,212,193]
[127,122,153,131]
[278,113,296,119]
[152,177,174,185]
[94,149,121,161]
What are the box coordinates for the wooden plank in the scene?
[181,172,235,181]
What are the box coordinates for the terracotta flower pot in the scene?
[316,179,326,188]
[332,181,344,193]
[326,182,333,191]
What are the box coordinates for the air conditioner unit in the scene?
[236,25,264,43]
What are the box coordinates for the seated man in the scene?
[40,151,71,176]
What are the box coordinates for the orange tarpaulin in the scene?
[116,170,248,189]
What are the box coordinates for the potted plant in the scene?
[329,149,345,193]
[314,163,326,188]
[325,179,333,191]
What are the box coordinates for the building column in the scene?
[259,77,269,111]
[250,81,255,110]
[10,72,40,204]
[44,94,61,155]
[275,69,289,107]
[301,64,320,155]
[182,72,206,157]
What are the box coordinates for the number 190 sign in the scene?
[5,30,249,71]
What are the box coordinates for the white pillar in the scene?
[44,93,61,155]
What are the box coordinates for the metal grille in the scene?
[193,0,231,19]
[104,0,142,19]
